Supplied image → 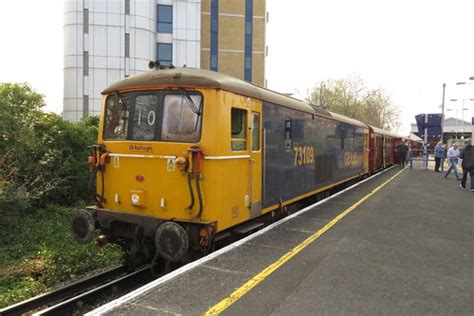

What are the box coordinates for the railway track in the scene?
[33,266,153,315]
[0,265,152,316]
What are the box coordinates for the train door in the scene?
[229,97,262,222]
[248,102,262,218]
[382,136,386,168]
[363,130,369,173]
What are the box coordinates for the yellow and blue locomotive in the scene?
[72,66,379,267]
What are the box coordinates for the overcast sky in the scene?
[0,0,473,134]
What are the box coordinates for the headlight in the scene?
[130,193,140,204]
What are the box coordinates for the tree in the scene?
[0,83,98,214]
[306,77,401,131]
[0,83,45,153]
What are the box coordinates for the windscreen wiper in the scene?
[179,88,201,115]
[178,88,203,132]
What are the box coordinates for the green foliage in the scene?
[0,205,122,308]
[0,276,47,309]
[0,84,122,308]
[306,77,401,132]
[0,83,45,153]
[0,83,99,213]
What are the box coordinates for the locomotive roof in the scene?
[102,68,330,116]
[102,67,368,128]
[368,125,401,138]
[327,112,367,128]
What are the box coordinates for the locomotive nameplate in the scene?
[129,144,153,152]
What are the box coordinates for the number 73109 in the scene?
[293,146,315,166]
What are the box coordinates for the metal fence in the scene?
[408,148,441,171]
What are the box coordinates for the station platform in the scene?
[89,166,473,315]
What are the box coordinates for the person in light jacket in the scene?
[444,143,460,180]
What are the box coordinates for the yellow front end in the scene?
[96,87,262,234]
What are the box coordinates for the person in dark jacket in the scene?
[434,141,445,172]
[459,139,474,192]
[396,141,409,169]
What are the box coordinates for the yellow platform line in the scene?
[204,168,405,315]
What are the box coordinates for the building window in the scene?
[157,43,172,65]
[83,95,89,117]
[210,0,218,71]
[125,33,130,57]
[83,51,89,76]
[83,9,89,34]
[244,0,253,82]
[125,0,130,15]
[157,5,172,33]
[210,55,217,70]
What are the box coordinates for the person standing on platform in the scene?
[444,143,460,180]
[396,141,409,169]
[459,139,474,192]
[434,141,445,172]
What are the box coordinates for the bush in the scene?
[0,83,98,214]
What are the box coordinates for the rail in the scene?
[0,266,126,316]
[33,266,153,315]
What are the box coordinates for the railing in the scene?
[408,148,443,170]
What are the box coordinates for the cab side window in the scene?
[231,108,247,151]
[251,113,260,151]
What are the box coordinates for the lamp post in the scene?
[441,83,446,142]
[456,81,474,86]
[445,108,458,140]
[454,81,474,141]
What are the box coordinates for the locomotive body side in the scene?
[262,103,368,211]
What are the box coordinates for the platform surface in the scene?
[91,167,473,315]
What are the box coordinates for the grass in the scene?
[0,204,123,308]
